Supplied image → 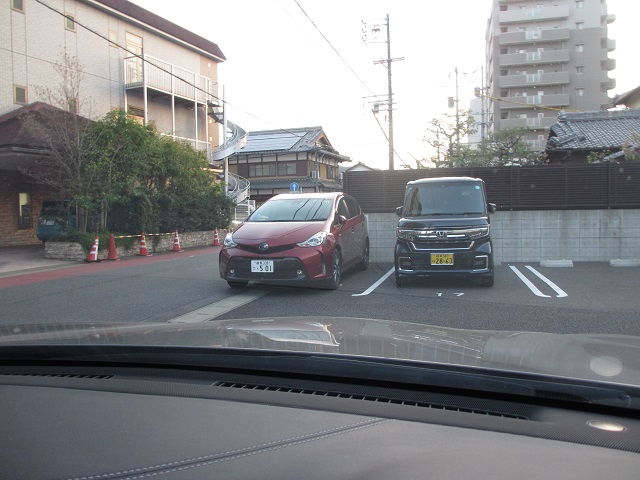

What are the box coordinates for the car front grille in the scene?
[237,244,295,255]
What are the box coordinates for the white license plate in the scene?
[251,260,274,273]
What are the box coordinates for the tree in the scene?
[19,54,112,232]
[473,127,543,166]
[423,110,476,168]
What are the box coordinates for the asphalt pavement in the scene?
[0,245,81,278]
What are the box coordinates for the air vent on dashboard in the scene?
[212,381,528,420]
[1,373,114,380]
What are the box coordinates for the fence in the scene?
[343,163,640,213]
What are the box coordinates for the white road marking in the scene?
[455,293,464,297]
[509,265,551,298]
[168,290,269,323]
[525,265,568,298]
[352,267,395,297]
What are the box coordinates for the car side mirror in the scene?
[487,203,497,214]
[396,206,403,217]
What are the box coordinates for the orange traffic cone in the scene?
[85,236,100,262]
[212,227,220,246]
[107,234,119,261]
[137,232,152,256]
[172,230,183,252]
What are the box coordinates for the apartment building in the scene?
[485,0,616,150]
[1,0,226,246]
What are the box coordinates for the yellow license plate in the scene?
[431,253,453,265]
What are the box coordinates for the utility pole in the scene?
[455,67,460,152]
[364,14,403,171]
[385,14,394,171]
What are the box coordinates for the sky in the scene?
[130,0,637,170]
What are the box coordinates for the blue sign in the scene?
[290,182,300,192]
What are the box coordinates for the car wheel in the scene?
[481,275,494,287]
[326,250,342,290]
[357,240,369,271]
[227,280,248,289]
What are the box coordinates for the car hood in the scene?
[233,221,327,244]
[0,317,639,386]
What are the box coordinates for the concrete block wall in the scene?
[367,210,640,264]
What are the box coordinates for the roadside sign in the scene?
[290,182,300,193]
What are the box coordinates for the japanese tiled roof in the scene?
[547,109,640,151]
[232,126,349,161]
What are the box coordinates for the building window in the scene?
[248,164,276,177]
[576,88,584,96]
[18,187,31,229]
[576,65,584,74]
[65,14,76,31]
[277,162,296,176]
[11,0,24,13]
[576,22,584,30]
[500,27,508,33]
[576,44,584,52]
[67,97,78,113]
[499,4,507,11]
[14,85,27,105]
[576,0,584,8]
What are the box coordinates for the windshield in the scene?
[247,198,333,222]
[404,183,486,216]
[2,0,639,420]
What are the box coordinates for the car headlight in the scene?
[468,226,489,239]
[223,232,237,248]
[396,228,416,242]
[297,231,328,247]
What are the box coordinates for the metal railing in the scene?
[124,54,218,103]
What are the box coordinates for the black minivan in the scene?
[394,177,496,287]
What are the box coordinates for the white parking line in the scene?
[509,266,550,298]
[525,265,568,298]
[168,290,269,323]
[352,267,395,297]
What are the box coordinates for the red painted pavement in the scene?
[0,247,220,289]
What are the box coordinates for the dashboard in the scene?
[1,360,639,479]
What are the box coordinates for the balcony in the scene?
[499,72,570,88]
[601,73,616,91]
[499,28,570,46]
[124,54,219,107]
[500,116,557,130]
[601,58,616,71]
[499,5,569,24]
[500,93,570,110]
[602,38,616,52]
[500,49,570,67]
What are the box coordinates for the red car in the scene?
[219,192,369,289]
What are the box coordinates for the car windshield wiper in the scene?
[1,345,639,412]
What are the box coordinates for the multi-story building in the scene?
[485,0,616,150]
[1,0,227,246]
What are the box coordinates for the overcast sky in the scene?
[130,0,636,170]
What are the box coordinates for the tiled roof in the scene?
[547,109,640,151]
[89,0,226,61]
[232,127,350,161]
[249,177,343,191]
[0,102,78,150]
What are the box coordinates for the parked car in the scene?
[36,200,76,243]
[395,177,496,287]
[219,192,369,289]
